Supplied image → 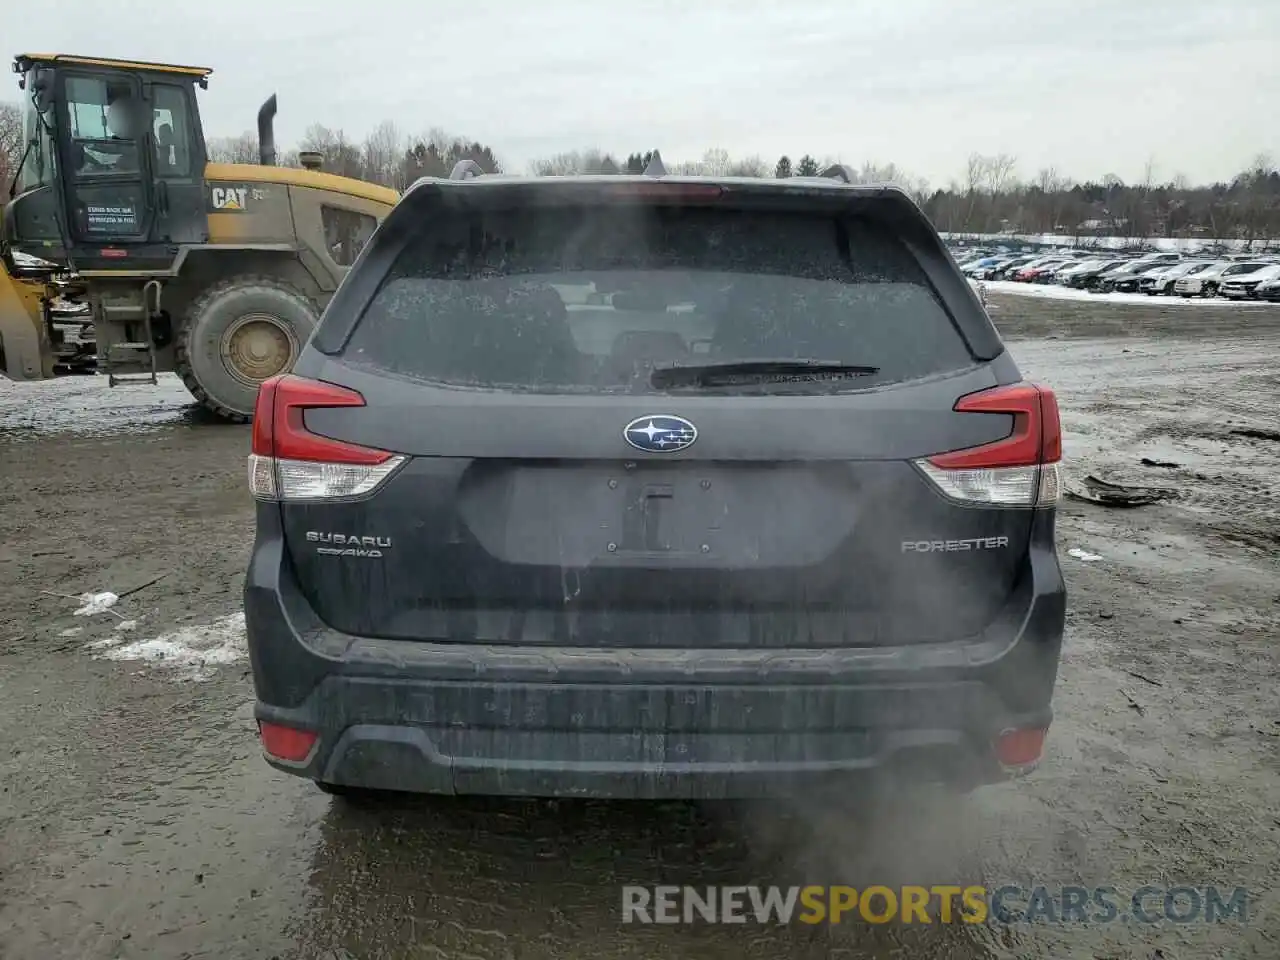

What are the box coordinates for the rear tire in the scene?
[174,275,319,422]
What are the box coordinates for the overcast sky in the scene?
[12,0,1279,185]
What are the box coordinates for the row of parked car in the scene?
[953,248,1280,300]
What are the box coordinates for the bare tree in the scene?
[1141,156,1158,191]
[0,101,23,190]
[699,148,731,176]
[852,161,930,205]
[207,131,259,164]
[901,174,932,208]
[1033,166,1072,233]
[362,120,406,189]
[983,153,1018,195]
[962,153,986,231]
[963,153,985,192]
[726,155,768,177]
[185,115,1280,245]
[300,124,362,178]
[667,158,703,175]
[530,149,620,176]
[531,151,584,176]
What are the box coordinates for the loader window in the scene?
[151,85,194,177]
[16,79,57,192]
[323,206,378,266]
[65,75,141,177]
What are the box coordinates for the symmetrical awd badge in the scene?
[623,415,698,453]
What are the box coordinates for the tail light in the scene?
[914,383,1062,507]
[995,726,1047,771]
[259,721,318,762]
[248,374,405,502]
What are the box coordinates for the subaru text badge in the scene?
[623,415,698,453]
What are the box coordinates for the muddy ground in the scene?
[1,294,1278,960]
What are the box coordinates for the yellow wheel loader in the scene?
[1,53,398,420]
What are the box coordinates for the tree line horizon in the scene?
[1,103,1276,242]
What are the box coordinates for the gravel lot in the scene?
[1,294,1278,960]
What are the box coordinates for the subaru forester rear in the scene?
[245,166,1066,799]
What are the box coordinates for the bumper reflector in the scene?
[995,727,1048,768]
[259,721,318,762]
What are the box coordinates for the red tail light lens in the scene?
[929,383,1060,469]
[914,383,1062,507]
[248,374,405,501]
[251,374,392,464]
[259,721,318,763]
[995,726,1048,768]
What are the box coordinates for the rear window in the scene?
[1225,263,1266,276]
[343,204,974,394]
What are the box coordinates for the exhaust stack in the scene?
[257,94,278,166]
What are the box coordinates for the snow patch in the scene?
[74,592,119,616]
[973,279,1250,306]
[0,373,196,440]
[943,230,1280,253]
[1068,548,1104,562]
[90,612,247,680]
[11,251,56,269]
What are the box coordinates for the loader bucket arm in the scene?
[0,260,52,380]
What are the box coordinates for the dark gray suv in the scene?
[245,163,1066,800]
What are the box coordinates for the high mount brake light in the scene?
[914,383,1062,507]
[599,183,725,199]
[248,374,405,502]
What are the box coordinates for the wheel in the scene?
[175,275,319,422]
[1201,282,1218,298]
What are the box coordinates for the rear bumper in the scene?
[245,514,1066,800]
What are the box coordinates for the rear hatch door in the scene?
[280,181,1038,649]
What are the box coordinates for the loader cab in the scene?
[6,54,212,272]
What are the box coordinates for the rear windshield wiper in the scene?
[650,359,880,390]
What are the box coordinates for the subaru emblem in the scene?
[623,415,698,453]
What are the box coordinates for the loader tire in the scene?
[175,275,319,422]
